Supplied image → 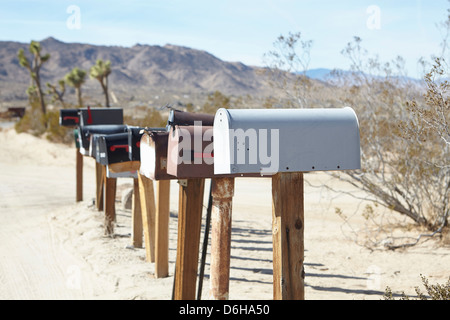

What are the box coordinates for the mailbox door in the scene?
[100,133,131,165]
[166,125,215,178]
[168,110,215,127]
[60,109,79,127]
[79,108,123,126]
[139,132,175,180]
[79,124,128,152]
[127,127,144,162]
[213,107,361,175]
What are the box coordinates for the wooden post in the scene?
[209,177,235,300]
[76,149,83,202]
[138,172,156,263]
[95,161,104,211]
[155,180,170,278]
[104,166,117,235]
[131,178,143,248]
[174,178,204,300]
[272,172,305,300]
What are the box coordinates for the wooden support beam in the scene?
[272,172,305,300]
[174,178,205,300]
[108,161,140,174]
[104,165,117,235]
[95,161,104,211]
[131,178,143,248]
[209,177,235,300]
[76,149,83,202]
[155,180,170,278]
[137,172,156,263]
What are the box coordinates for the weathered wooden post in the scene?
[212,107,361,300]
[96,162,104,211]
[173,178,205,300]
[272,172,304,299]
[131,177,143,248]
[139,130,173,276]
[138,172,156,262]
[103,165,117,235]
[155,179,170,278]
[76,147,83,202]
[209,177,235,300]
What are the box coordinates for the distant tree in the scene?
[263,32,313,108]
[201,91,231,114]
[90,59,112,107]
[65,68,87,108]
[17,40,50,114]
[46,79,66,108]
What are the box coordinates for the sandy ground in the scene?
[0,127,448,300]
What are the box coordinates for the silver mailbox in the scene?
[213,107,361,175]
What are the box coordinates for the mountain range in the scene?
[0,37,273,107]
[0,37,427,109]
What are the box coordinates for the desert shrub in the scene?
[384,275,450,300]
[200,90,231,114]
[265,32,449,249]
[124,107,166,128]
[15,98,47,136]
[43,109,73,144]
[15,98,73,145]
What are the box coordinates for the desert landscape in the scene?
[0,124,448,300]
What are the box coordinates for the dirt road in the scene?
[0,128,448,300]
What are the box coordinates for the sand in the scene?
[0,127,448,300]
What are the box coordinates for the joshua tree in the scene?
[17,40,50,114]
[46,79,66,108]
[90,59,112,107]
[65,68,87,108]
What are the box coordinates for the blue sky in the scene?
[0,0,448,78]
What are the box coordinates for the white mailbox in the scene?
[213,107,360,175]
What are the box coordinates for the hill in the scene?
[0,37,271,108]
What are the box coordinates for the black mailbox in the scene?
[59,109,80,127]
[97,132,131,165]
[79,108,123,126]
[78,124,128,155]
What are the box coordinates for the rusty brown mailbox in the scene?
[139,129,174,180]
[166,125,214,179]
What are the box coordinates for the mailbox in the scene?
[60,109,80,127]
[127,126,145,162]
[166,125,215,178]
[139,130,175,180]
[213,107,361,175]
[167,109,214,128]
[97,132,131,166]
[79,108,123,126]
[78,124,128,155]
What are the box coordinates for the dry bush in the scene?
[15,98,74,145]
[384,275,450,300]
[265,32,449,249]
